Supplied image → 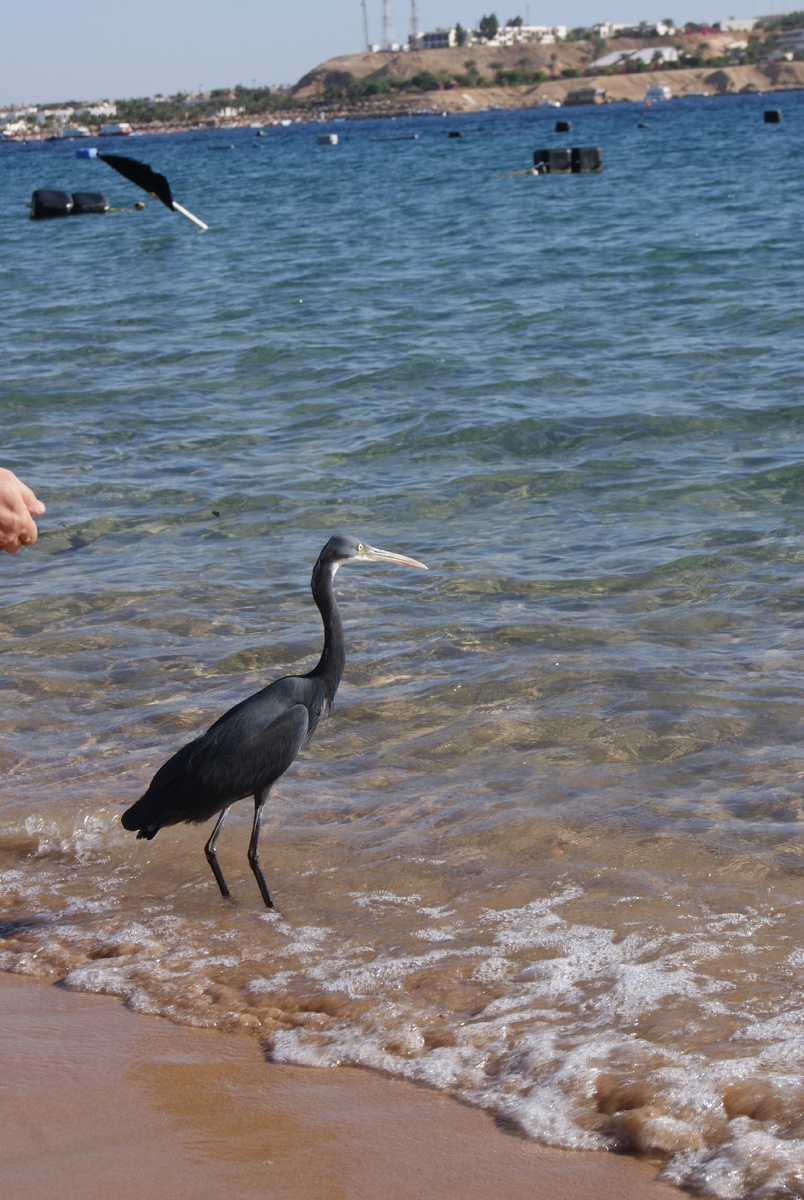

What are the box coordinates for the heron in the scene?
[121,534,427,907]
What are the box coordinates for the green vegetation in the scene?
[493,67,548,85]
[758,10,804,30]
[320,58,555,100]
[113,85,299,125]
[322,70,456,100]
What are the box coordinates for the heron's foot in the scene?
[205,847,231,899]
[247,852,273,909]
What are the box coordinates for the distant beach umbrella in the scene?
[97,153,208,230]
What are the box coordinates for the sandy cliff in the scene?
[292,35,804,112]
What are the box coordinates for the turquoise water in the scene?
[2,94,804,1197]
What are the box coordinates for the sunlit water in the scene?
[2,94,804,1197]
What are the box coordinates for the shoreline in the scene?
[6,69,803,142]
[0,969,681,1200]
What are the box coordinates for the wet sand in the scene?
[0,971,680,1200]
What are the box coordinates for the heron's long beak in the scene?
[361,544,428,570]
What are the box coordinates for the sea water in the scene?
[1,94,803,1197]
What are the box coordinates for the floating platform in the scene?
[30,189,110,219]
[533,146,602,174]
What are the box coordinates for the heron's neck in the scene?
[309,558,345,699]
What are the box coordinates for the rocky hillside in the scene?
[293,32,804,110]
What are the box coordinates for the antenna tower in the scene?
[410,0,420,48]
[382,0,395,49]
[361,0,370,50]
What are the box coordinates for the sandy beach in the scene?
[0,970,682,1200]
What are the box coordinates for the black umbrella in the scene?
[98,153,208,230]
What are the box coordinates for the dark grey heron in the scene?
[121,535,427,907]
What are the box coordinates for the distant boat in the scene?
[645,84,672,102]
[99,122,133,136]
[564,86,606,106]
[46,124,91,140]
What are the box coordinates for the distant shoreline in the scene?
[5,29,804,143]
[5,58,804,143]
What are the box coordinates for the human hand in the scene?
[0,468,46,554]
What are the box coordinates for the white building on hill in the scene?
[419,28,458,48]
[592,45,679,69]
[493,24,568,44]
[594,21,675,37]
[416,21,567,51]
[720,18,758,32]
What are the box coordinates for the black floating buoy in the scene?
[571,145,602,173]
[448,130,464,138]
[533,146,602,174]
[764,109,782,123]
[30,189,73,219]
[30,189,111,219]
[534,147,572,173]
[70,192,110,214]
[555,120,572,132]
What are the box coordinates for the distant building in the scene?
[74,101,117,118]
[720,18,758,32]
[595,20,675,37]
[493,23,567,44]
[775,28,804,50]
[417,21,566,50]
[592,46,679,69]
[419,27,458,49]
[34,107,75,126]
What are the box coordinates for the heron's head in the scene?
[321,535,427,573]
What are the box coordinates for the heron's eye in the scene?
[357,542,366,553]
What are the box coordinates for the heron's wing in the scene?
[123,676,316,836]
[204,676,307,739]
[183,702,310,808]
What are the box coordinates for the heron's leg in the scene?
[204,806,232,898]
[247,790,273,909]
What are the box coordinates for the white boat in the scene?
[645,84,672,102]
[3,122,28,141]
[99,122,133,136]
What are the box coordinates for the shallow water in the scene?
[2,94,804,1197]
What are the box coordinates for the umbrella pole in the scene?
[172,201,209,231]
